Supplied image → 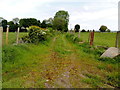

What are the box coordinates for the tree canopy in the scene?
[99,25,108,32]
[19,18,40,28]
[53,10,69,32]
[8,21,18,32]
[12,17,19,24]
[41,20,47,28]
[53,17,66,31]
[2,19,7,32]
[74,24,80,32]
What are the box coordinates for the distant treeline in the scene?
[0,10,111,32]
[0,10,69,32]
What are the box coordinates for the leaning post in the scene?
[0,26,2,90]
[90,31,94,46]
[16,27,20,44]
[6,25,9,45]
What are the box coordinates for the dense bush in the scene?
[21,26,51,44]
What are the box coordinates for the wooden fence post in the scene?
[6,26,9,45]
[88,31,91,43]
[90,31,94,46]
[16,27,20,44]
[78,29,80,38]
[0,27,2,46]
[115,31,120,54]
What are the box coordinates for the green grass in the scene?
[74,32,116,47]
[2,43,52,88]
[2,32,28,45]
[2,32,119,88]
[66,32,119,88]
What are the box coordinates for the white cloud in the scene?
[0,0,118,31]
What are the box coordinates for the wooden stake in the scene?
[90,31,94,46]
[0,27,3,46]
[88,31,91,43]
[78,29,80,38]
[6,27,9,45]
[16,27,20,44]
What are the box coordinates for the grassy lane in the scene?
[2,33,118,88]
[42,34,117,88]
[43,34,118,88]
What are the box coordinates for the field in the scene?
[2,32,119,88]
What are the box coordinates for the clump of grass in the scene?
[81,73,104,88]
[98,55,120,64]
[66,33,83,43]
[106,72,119,87]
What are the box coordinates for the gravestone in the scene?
[100,47,119,58]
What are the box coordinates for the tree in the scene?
[99,25,107,32]
[74,24,80,32]
[53,17,66,31]
[19,18,40,31]
[2,19,7,32]
[0,17,4,27]
[12,17,19,24]
[8,21,18,32]
[81,29,86,32]
[53,10,69,32]
[45,18,53,28]
[41,20,47,28]
[106,29,111,32]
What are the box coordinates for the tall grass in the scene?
[66,33,119,88]
[74,32,116,47]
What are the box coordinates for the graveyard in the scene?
[1,27,120,88]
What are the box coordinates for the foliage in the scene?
[22,26,50,44]
[0,17,4,26]
[12,18,19,24]
[106,29,111,32]
[45,18,53,28]
[41,20,47,28]
[53,10,69,32]
[19,18,40,29]
[99,25,107,32]
[2,19,7,32]
[8,21,18,32]
[66,33,83,43]
[53,17,66,31]
[74,24,80,32]
[81,29,86,32]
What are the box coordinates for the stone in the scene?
[100,47,120,58]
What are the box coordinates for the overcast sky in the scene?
[0,0,119,31]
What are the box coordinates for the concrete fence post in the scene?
[116,31,120,48]
[16,27,20,44]
[6,27,9,45]
[0,27,2,90]
[0,27,3,46]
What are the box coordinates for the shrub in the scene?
[66,33,82,43]
[22,26,49,44]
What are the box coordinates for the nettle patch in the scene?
[22,26,51,44]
